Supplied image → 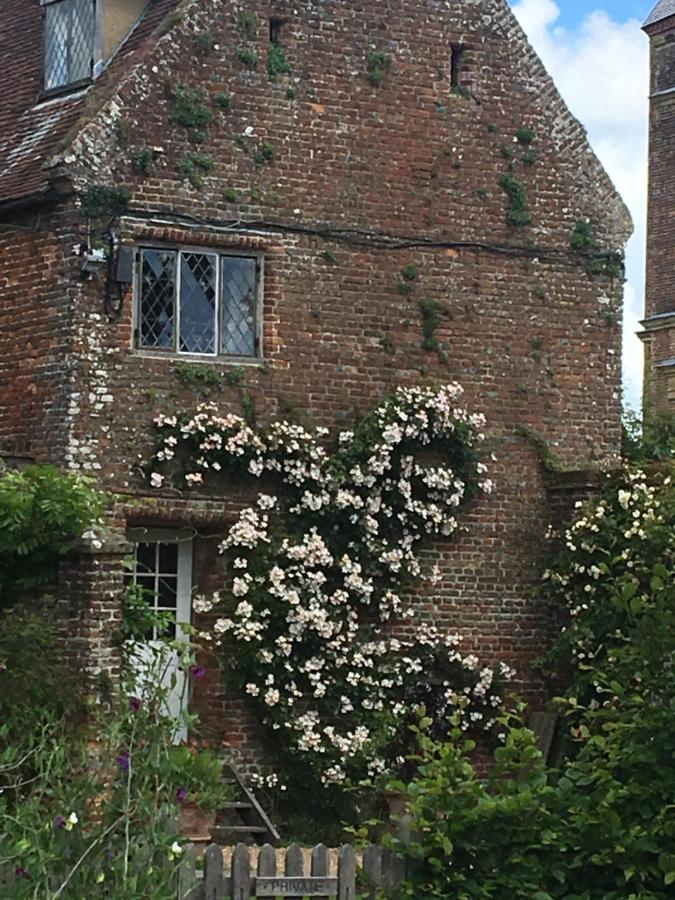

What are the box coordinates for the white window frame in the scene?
[134,244,264,361]
[126,527,193,641]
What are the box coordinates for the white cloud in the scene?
[510,0,649,409]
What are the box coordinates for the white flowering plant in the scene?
[150,384,506,798]
[540,468,675,704]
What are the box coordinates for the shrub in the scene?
[0,640,223,897]
[622,407,675,462]
[384,468,675,898]
[0,465,102,602]
[0,606,85,733]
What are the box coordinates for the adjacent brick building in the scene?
[0,0,631,765]
[642,0,675,410]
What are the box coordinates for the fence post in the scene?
[203,844,225,900]
[338,845,356,900]
[311,843,330,900]
[231,843,251,900]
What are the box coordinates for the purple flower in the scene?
[176,786,187,803]
[54,815,66,830]
[117,751,130,771]
[0,662,6,674]
[191,665,206,679]
[129,696,141,712]
[106,849,115,862]
[15,867,29,879]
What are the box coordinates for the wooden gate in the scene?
[179,841,410,899]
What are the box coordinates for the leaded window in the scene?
[137,248,261,358]
[43,0,96,92]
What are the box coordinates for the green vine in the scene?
[515,126,536,145]
[238,48,259,68]
[254,142,276,166]
[499,174,532,227]
[514,423,563,472]
[174,362,224,394]
[268,44,291,80]
[179,152,214,188]
[131,147,153,175]
[366,51,391,86]
[195,31,216,55]
[82,184,131,219]
[420,298,441,353]
[213,92,232,110]
[238,10,257,39]
[570,220,624,278]
[169,83,214,139]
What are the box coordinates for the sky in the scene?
[509,0,652,410]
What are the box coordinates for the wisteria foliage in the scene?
[149,384,508,786]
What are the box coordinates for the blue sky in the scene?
[554,0,652,27]
[510,0,651,410]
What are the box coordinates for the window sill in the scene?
[39,77,93,103]
[132,350,265,368]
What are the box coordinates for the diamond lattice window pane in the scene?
[220,256,257,357]
[140,250,176,349]
[69,0,95,83]
[44,2,70,89]
[44,0,94,90]
[179,252,217,355]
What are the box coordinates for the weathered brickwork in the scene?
[0,0,632,765]
[642,10,675,410]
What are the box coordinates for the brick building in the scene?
[0,0,631,764]
[642,0,675,410]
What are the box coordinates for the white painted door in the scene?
[127,529,193,742]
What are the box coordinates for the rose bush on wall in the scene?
[149,384,510,794]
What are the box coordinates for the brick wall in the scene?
[643,14,675,410]
[0,0,633,765]
[0,209,79,460]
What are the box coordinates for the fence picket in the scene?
[337,845,356,900]
[362,845,383,899]
[178,843,198,899]
[257,844,276,879]
[203,844,225,900]
[231,843,251,900]
[284,842,304,899]
[311,843,329,900]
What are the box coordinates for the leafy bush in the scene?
[0,606,85,733]
[162,746,233,814]
[622,407,675,462]
[382,468,675,898]
[0,465,102,602]
[0,640,224,898]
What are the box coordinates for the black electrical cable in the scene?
[123,206,624,270]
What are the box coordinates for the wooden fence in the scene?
[178,841,411,899]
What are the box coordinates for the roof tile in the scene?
[0,0,181,206]
[644,0,675,28]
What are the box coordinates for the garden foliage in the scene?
[0,619,226,899]
[386,469,675,899]
[0,465,102,602]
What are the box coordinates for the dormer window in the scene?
[43,0,96,93]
